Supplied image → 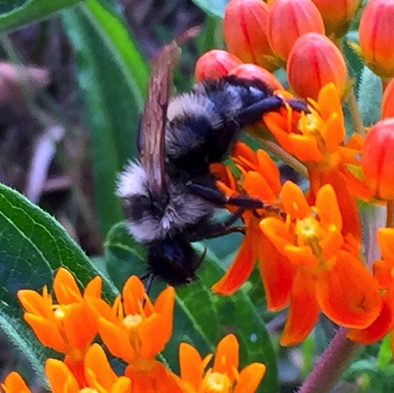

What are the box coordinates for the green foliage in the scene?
[62,0,149,236]
[0,0,81,32]
[190,0,228,18]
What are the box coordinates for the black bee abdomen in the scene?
[147,238,202,285]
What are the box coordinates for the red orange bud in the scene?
[359,0,394,79]
[311,0,359,37]
[195,50,243,82]
[223,0,277,71]
[287,33,348,100]
[229,63,284,90]
[362,118,394,200]
[382,79,394,119]
[267,0,325,62]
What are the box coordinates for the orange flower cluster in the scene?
[194,0,394,354]
[1,268,266,393]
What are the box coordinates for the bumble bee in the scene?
[116,41,307,286]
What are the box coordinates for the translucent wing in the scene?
[140,41,179,201]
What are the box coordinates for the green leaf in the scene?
[0,183,118,380]
[0,0,82,33]
[104,223,278,393]
[62,0,149,236]
[358,66,382,126]
[0,183,117,294]
[191,0,228,18]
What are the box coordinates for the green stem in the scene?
[297,328,360,393]
[347,88,365,137]
[254,137,308,178]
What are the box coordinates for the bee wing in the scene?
[140,41,180,199]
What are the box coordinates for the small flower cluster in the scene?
[1,268,265,393]
[196,0,394,350]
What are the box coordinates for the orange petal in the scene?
[85,276,102,298]
[23,314,65,353]
[232,142,258,169]
[280,268,319,346]
[280,181,310,218]
[257,234,293,310]
[98,318,134,363]
[243,171,277,201]
[213,334,238,381]
[18,289,53,319]
[378,228,394,262]
[84,344,117,390]
[179,343,204,389]
[317,83,343,124]
[260,217,292,255]
[321,112,344,153]
[1,372,31,393]
[264,113,295,154]
[235,363,266,393]
[315,184,342,231]
[289,134,323,162]
[348,291,394,344]
[111,377,132,393]
[45,359,80,393]
[125,361,183,393]
[315,251,382,329]
[64,304,97,349]
[212,228,255,295]
[256,149,281,195]
[373,259,393,288]
[54,268,82,304]
[122,276,145,315]
[284,245,318,267]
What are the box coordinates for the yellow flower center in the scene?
[123,314,143,329]
[80,389,98,393]
[303,113,319,135]
[202,371,233,393]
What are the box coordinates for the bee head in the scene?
[147,238,203,286]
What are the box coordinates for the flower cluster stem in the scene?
[347,88,365,137]
[297,327,360,393]
[386,200,394,228]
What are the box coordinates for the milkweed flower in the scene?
[260,182,382,345]
[195,50,243,81]
[96,275,182,393]
[381,78,394,119]
[1,372,31,393]
[223,0,277,71]
[267,0,325,62]
[359,0,394,79]
[211,143,294,310]
[264,82,372,242]
[179,334,266,393]
[362,118,394,200]
[287,33,348,100]
[348,228,394,350]
[45,344,132,393]
[17,268,102,385]
[311,0,359,37]
[229,64,284,91]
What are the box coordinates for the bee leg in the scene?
[139,271,156,296]
[187,181,263,209]
[189,208,246,241]
[237,96,284,124]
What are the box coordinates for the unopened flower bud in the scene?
[287,33,348,100]
[362,118,394,200]
[195,50,243,81]
[359,0,394,79]
[229,64,284,90]
[267,0,325,62]
[223,0,277,71]
[311,0,359,37]
[382,79,394,119]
